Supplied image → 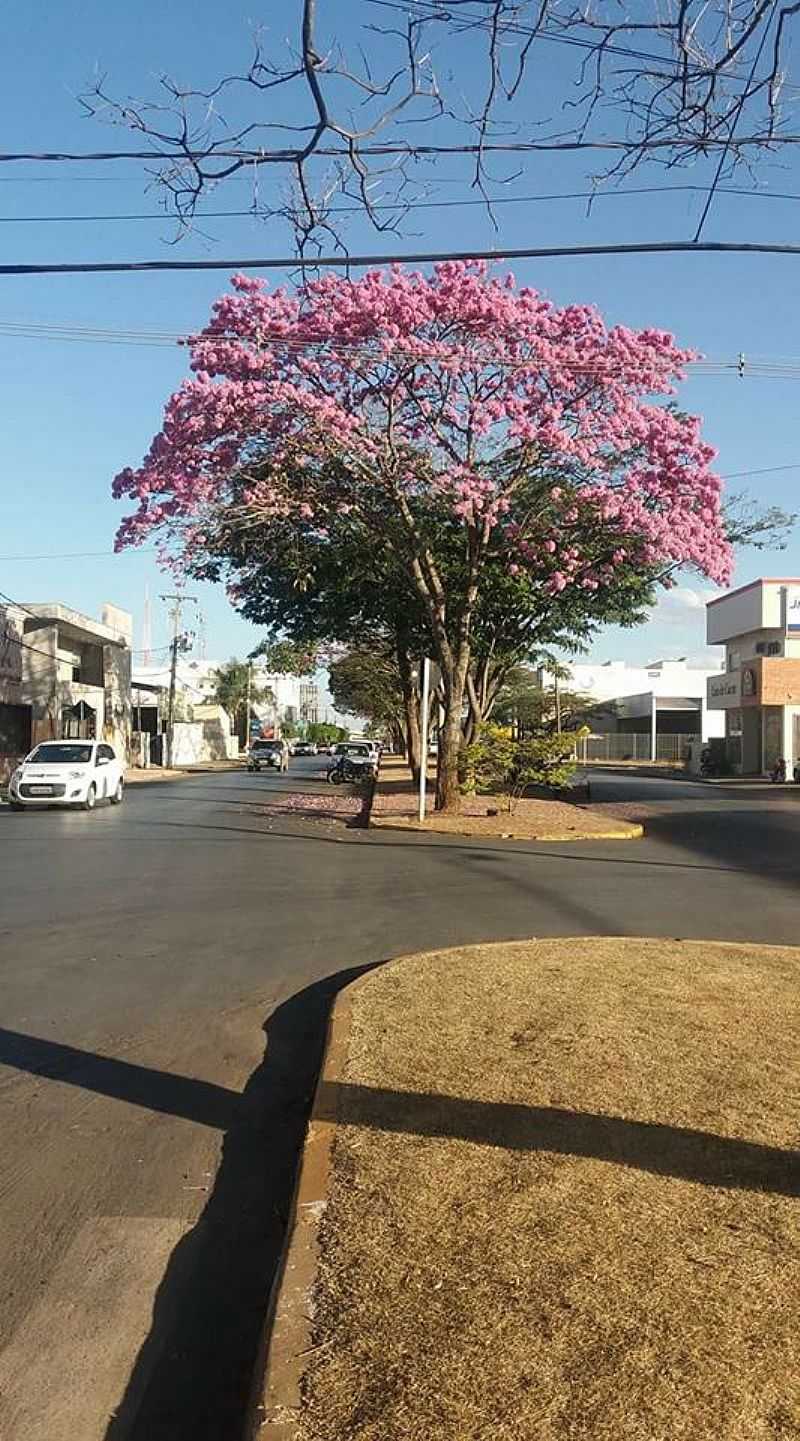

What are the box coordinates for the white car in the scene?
[8,740,124,812]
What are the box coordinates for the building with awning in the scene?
[706,578,800,774]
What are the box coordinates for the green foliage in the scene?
[210,659,272,726]
[255,639,318,676]
[460,725,515,797]
[328,647,404,731]
[307,721,349,743]
[462,725,577,811]
[512,735,577,799]
[492,666,593,734]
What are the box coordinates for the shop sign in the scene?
[0,607,22,683]
[787,587,800,632]
[708,671,741,707]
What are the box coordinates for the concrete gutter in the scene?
[244,973,371,1439]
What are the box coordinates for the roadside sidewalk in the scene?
[370,755,642,840]
[125,760,244,784]
[253,938,800,1441]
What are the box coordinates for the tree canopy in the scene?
[114,262,732,809]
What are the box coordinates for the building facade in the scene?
[537,657,725,758]
[706,578,800,774]
[0,601,132,780]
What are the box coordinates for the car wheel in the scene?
[83,784,97,812]
[110,778,124,805]
[9,800,25,812]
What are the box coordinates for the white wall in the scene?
[707,579,790,644]
[555,658,723,704]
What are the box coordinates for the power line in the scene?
[4,320,800,385]
[718,462,800,479]
[3,134,800,167]
[5,240,800,277]
[0,548,157,559]
[5,182,800,225]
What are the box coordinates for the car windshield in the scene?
[29,743,93,765]
[253,741,281,751]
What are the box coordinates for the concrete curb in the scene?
[369,813,644,841]
[369,760,643,842]
[244,972,372,1438]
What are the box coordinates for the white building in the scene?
[706,577,800,774]
[131,658,331,739]
[539,656,725,759]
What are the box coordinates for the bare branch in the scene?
[80,1,800,247]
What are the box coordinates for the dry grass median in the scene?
[298,939,800,1440]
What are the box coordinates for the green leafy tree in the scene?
[328,648,407,749]
[492,666,594,735]
[254,639,319,677]
[462,726,576,812]
[210,658,273,746]
[307,721,349,744]
[189,469,792,803]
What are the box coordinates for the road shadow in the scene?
[0,1029,237,1127]
[99,963,379,1441]
[624,805,800,892]
[317,1081,800,1196]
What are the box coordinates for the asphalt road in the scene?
[1,759,799,1440]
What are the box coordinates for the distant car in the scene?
[247,738,289,773]
[8,739,124,811]
[293,742,318,756]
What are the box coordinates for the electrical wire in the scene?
[0,548,157,559]
[4,182,800,224]
[5,239,800,277]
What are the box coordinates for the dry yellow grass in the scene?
[299,939,800,1441]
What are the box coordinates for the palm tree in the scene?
[210,659,273,746]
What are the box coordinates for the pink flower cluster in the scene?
[113,262,732,590]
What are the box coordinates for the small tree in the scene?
[511,736,577,805]
[210,658,273,747]
[462,726,576,811]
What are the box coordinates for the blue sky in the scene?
[2,1,800,671]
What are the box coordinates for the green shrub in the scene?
[462,725,577,810]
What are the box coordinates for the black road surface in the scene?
[1,760,799,1440]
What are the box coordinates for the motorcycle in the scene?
[327,755,374,785]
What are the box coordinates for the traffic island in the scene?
[370,757,642,840]
[252,938,800,1441]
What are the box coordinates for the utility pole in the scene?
[554,671,562,734]
[245,660,252,750]
[418,656,432,822]
[160,593,197,767]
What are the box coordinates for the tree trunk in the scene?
[435,649,472,812]
[436,701,465,812]
[395,638,421,786]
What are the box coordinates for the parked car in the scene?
[293,741,318,756]
[247,738,290,773]
[8,739,124,811]
[331,741,379,776]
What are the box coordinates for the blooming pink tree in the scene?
[114,262,731,811]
